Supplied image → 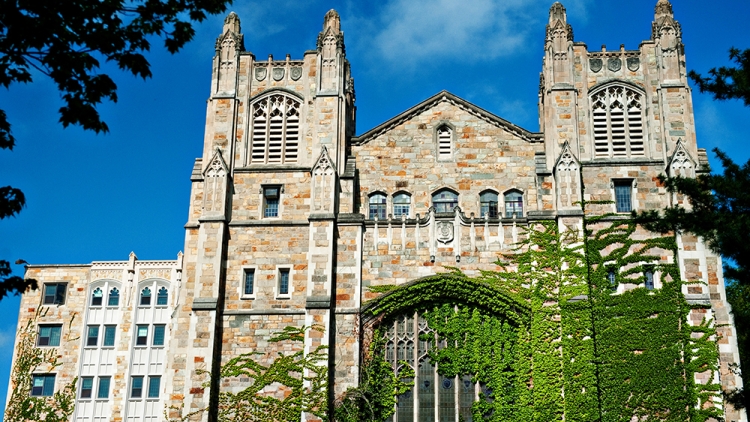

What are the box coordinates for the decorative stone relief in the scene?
[272,68,285,81]
[627,58,640,72]
[607,58,622,72]
[589,58,602,73]
[91,269,123,281]
[436,222,454,244]
[290,67,302,80]
[311,147,337,212]
[255,68,267,81]
[139,268,172,281]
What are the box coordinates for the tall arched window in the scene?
[140,287,151,306]
[504,190,523,218]
[591,84,645,158]
[108,288,120,307]
[91,287,103,307]
[479,191,498,218]
[436,125,453,160]
[369,193,387,220]
[433,189,458,213]
[393,193,411,218]
[250,93,301,164]
[156,287,169,306]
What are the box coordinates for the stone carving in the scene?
[139,268,172,281]
[627,57,640,71]
[91,269,122,281]
[272,68,285,81]
[290,66,302,81]
[436,221,454,244]
[608,58,622,72]
[255,68,266,81]
[669,140,694,177]
[589,58,602,73]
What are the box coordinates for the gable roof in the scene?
[352,90,543,145]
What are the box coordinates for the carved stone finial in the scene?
[323,9,341,33]
[546,2,573,43]
[223,11,241,35]
[655,0,673,17]
[549,2,567,24]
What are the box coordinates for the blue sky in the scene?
[0,0,748,415]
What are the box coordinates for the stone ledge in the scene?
[192,298,218,310]
[306,296,331,309]
[580,159,664,167]
[198,215,227,223]
[337,213,365,224]
[228,220,309,227]
[234,165,310,173]
[224,309,305,315]
[308,213,336,221]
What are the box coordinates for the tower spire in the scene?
[654,0,673,19]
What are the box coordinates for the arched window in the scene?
[91,287,103,307]
[140,287,151,306]
[156,287,169,306]
[436,125,453,160]
[369,193,387,220]
[504,190,523,218]
[393,193,411,218]
[250,93,301,164]
[108,288,120,307]
[479,191,498,218]
[433,189,458,213]
[591,84,645,158]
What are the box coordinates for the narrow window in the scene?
[504,191,523,218]
[645,269,655,290]
[153,325,166,346]
[279,269,290,296]
[131,376,144,398]
[38,325,62,347]
[108,288,120,307]
[243,269,255,296]
[31,374,55,397]
[148,376,161,398]
[369,193,387,220]
[91,287,103,307]
[608,268,617,291]
[156,287,169,306]
[433,189,458,213]
[80,377,94,399]
[393,193,411,218]
[614,180,633,212]
[103,325,116,347]
[263,186,280,218]
[97,377,111,399]
[86,326,99,347]
[140,287,151,306]
[136,325,148,346]
[480,191,498,218]
[43,283,66,305]
[437,126,453,160]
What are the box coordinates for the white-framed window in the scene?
[277,267,292,298]
[241,268,256,299]
[107,287,120,307]
[479,190,499,218]
[43,283,67,305]
[102,325,116,347]
[369,192,387,220]
[156,287,169,306]
[435,124,454,160]
[97,376,111,399]
[432,189,458,213]
[250,93,301,164]
[262,185,282,218]
[37,324,62,347]
[393,192,411,218]
[591,84,645,158]
[135,325,148,346]
[80,376,94,399]
[86,325,99,347]
[91,287,104,307]
[31,374,55,397]
[147,376,161,399]
[140,287,151,306]
[645,268,655,290]
[130,376,144,399]
[504,190,523,218]
[152,325,166,347]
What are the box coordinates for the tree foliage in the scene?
[689,48,750,106]
[0,0,231,299]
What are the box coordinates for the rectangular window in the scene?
[278,269,290,296]
[147,376,161,398]
[97,376,111,399]
[80,377,93,399]
[136,325,148,346]
[43,283,66,305]
[131,376,143,398]
[243,269,255,296]
[153,325,166,346]
[31,374,55,397]
[614,181,633,212]
[645,269,655,290]
[38,325,62,347]
[263,186,280,218]
[86,325,99,347]
[103,325,116,347]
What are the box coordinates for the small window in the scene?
[614,180,633,212]
[645,269,655,290]
[243,269,255,296]
[91,287,103,307]
[31,374,55,397]
[480,191,499,218]
[108,288,120,307]
[97,377,111,399]
[153,325,166,346]
[504,191,523,218]
[140,287,151,306]
[393,193,410,218]
[103,325,116,347]
[608,268,617,291]
[136,325,148,346]
[131,376,144,398]
[148,376,161,398]
[156,287,169,306]
[436,126,453,160]
[38,325,62,347]
[86,325,99,347]
[43,283,66,305]
[80,377,94,399]
[433,189,458,213]
[279,269,290,296]
[263,186,280,218]
[369,193,386,220]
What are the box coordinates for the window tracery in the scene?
[250,94,301,164]
[591,84,645,158]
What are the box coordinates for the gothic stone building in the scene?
[7,1,747,422]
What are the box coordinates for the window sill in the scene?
[275,295,291,300]
[240,296,256,300]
